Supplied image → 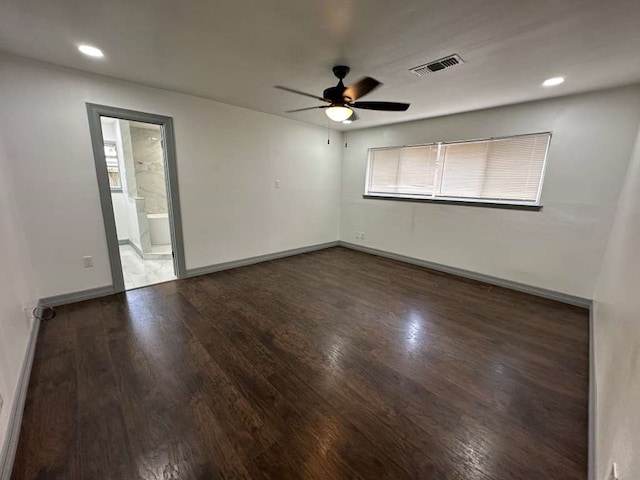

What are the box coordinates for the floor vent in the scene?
[410,54,464,76]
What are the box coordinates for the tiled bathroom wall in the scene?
[130,125,167,214]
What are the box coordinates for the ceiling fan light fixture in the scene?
[325,105,353,122]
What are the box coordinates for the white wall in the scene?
[111,192,129,240]
[100,119,117,142]
[0,53,342,298]
[0,131,36,467]
[103,119,131,240]
[593,124,640,480]
[341,86,640,298]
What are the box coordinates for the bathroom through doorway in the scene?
[87,104,186,292]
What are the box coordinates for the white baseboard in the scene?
[0,316,40,479]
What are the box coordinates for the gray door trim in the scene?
[86,103,187,292]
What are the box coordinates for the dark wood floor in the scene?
[12,247,589,479]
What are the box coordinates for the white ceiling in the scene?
[1,0,639,130]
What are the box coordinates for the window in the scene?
[104,141,122,190]
[365,132,551,207]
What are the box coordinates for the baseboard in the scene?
[34,242,338,306]
[127,240,145,260]
[589,305,596,480]
[118,238,144,259]
[185,240,591,308]
[339,241,592,308]
[38,285,116,308]
[0,316,40,479]
[185,241,340,278]
[120,238,172,261]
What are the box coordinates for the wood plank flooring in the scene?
[12,247,589,479]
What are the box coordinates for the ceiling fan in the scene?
[275,66,410,123]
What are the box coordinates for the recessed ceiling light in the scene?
[78,45,104,58]
[542,77,565,87]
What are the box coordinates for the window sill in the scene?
[110,188,123,193]
[362,194,543,211]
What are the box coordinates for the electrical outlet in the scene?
[83,255,93,268]
[274,179,281,188]
[361,232,366,240]
[355,231,360,239]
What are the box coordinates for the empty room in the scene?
[0,0,639,479]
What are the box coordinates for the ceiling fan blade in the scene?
[285,106,328,113]
[275,86,330,103]
[350,101,410,111]
[342,77,381,102]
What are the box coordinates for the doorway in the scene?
[87,104,186,292]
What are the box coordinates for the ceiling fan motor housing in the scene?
[324,65,351,103]
[323,86,346,103]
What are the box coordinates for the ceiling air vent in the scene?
[410,54,464,76]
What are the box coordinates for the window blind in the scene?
[369,145,439,195]
[366,133,550,205]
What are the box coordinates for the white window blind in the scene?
[366,133,550,205]
[369,145,438,195]
[104,141,122,190]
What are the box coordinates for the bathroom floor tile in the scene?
[119,245,176,290]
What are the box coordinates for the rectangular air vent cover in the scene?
[410,54,464,76]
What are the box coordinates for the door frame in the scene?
[86,103,187,292]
